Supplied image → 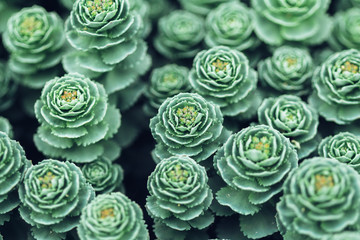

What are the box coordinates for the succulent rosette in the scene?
[214,125,298,238]
[130,0,151,38]
[146,155,214,239]
[34,73,121,163]
[154,10,205,60]
[0,117,13,138]
[204,2,260,52]
[81,157,124,194]
[150,92,228,164]
[277,157,360,239]
[0,62,17,112]
[189,46,261,119]
[329,8,360,51]
[19,159,95,240]
[144,64,191,116]
[0,131,30,225]
[258,95,319,159]
[63,0,150,79]
[318,132,360,172]
[309,49,360,124]
[2,5,65,88]
[77,192,149,240]
[258,46,313,96]
[178,0,230,16]
[251,0,331,46]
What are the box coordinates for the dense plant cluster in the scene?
[2,0,360,240]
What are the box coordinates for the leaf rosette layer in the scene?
[81,157,124,194]
[150,92,226,164]
[251,0,331,46]
[318,132,360,172]
[0,132,30,225]
[189,46,261,118]
[309,49,360,124]
[146,156,214,235]
[214,125,298,215]
[205,2,260,52]
[179,0,230,15]
[2,5,65,88]
[19,159,95,240]
[258,46,313,96]
[329,8,360,51]
[144,64,190,116]
[154,10,205,60]
[77,192,149,240]
[0,62,17,112]
[277,157,360,239]
[34,73,121,163]
[258,95,319,159]
[64,0,146,77]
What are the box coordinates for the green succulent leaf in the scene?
[154,10,205,59]
[310,49,360,124]
[329,8,360,51]
[189,45,261,118]
[77,192,149,240]
[258,46,314,96]
[150,92,226,164]
[277,157,360,239]
[214,124,298,231]
[144,64,191,116]
[251,0,331,45]
[205,2,260,51]
[81,157,124,194]
[146,155,214,235]
[19,159,95,239]
[258,95,319,159]
[34,73,121,163]
[2,5,65,88]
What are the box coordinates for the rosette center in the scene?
[85,0,115,17]
[19,15,44,38]
[166,164,189,183]
[175,105,200,128]
[211,58,230,73]
[38,171,56,189]
[314,174,334,192]
[245,135,273,161]
[100,207,115,219]
[61,90,78,102]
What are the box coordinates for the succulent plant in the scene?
[258,46,313,96]
[277,157,360,239]
[251,0,331,46]
[81,157,124,194]
[0,131,30,225]
[204,2,260,52]
[2,5,65,88]
[329,8,360,51]
[144,64,191,116]
[214,125,298,238]
[150,92,229,164]
[19,159,95,240]
[318,132,360,172]
[146,155,213,239]
[189,46,261,119]
[154,10,205,60]
[0,62,17,112]
[178,0,230,16]
[258,95,319,159]
[63,0,151,93]
[309,49,360,124]
[34,73,121,163]
[77,192,149,240]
